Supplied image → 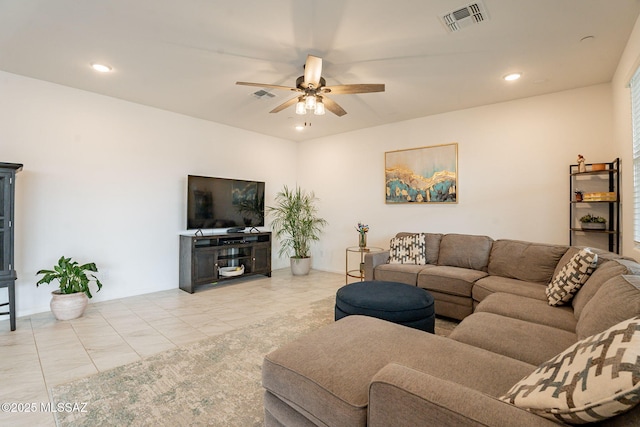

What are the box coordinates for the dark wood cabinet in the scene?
[179,232,271,293]
[0,162,22,331]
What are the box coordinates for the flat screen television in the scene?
[187,175,265,230]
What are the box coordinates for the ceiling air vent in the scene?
[440,1,489,33]
[252,89,275,99]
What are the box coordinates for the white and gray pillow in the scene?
[546,248,597,306]
[389,233,426,265]
[500,315,640,424]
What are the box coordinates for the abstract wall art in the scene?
[385,143,458,204]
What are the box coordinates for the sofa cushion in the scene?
[449,312,577,366]
[418,266,488,297]
[475,293,577,332]
[553,247,624,279]
[437,233,493,271]
[500,316,640,424]
[576,275,640,340]
[572,258,640,320]
[488,240,568,283]
[425,290,473,320]
[545,248,597,306]
[374,263,434,285]
[424,233,443,264]
[369,364,561,427]
[473,276,547,304]
[389,233,426,265]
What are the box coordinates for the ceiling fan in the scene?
[236,55,385,117]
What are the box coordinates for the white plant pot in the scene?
[580,222,606,230]
[290,257,312,276]
[50,291,88,320]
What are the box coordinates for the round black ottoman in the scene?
[335,280,435,333]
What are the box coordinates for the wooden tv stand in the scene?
[179,231,271,293]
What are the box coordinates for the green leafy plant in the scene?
[579,214,606,223]
[268,186,328,259]
[36,256,103,298]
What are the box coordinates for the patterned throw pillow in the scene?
[500,316,640,424]
[389,234,426,265]
[546,248,597,306]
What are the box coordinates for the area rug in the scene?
[51,296,457,426]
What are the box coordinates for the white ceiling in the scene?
[1,0,639,142]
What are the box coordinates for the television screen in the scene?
[187,175,265,230]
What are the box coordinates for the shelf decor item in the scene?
[356,222,369,248]
[574,190,583,202]
[268,185,328,276]
[577,154,587,173]
[219,265,244,277]
[579,214,606,231]
[36,256,103,320]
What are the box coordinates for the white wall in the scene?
[297,84,614,273]
[612,15,640,259]
[0,71,297,317]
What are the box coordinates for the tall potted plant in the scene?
[36,256,103,320]
[268,186,328,275]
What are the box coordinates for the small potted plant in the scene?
[268,185,328,276]
[36,256,103,320]
[579,214,606,230]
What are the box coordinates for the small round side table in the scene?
[345,246,384,284]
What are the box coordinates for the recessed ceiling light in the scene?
[91,63,112,73]
[295,125,304,131]
[503,72,522,81]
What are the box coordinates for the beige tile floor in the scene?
[0,269,346,427]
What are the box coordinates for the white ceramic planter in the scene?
[580,222,606,230]
[290,257,312,276]
[50,291,88,320]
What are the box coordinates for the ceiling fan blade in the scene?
[236,82,298,92]
[322,96,347,117]
[302,55,322,88]
[323,84,385,94]
[269,97,299,114]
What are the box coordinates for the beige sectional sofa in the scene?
[262,232,640,426]
[364,233,629,320]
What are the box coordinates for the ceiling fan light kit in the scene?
[304,94,316,110]
[236,54,385,118]
[294,95,325,115]
[295,98,306,115]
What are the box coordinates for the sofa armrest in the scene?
[364,250,390,281]
[369,363,558,427]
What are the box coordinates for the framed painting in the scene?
[385,143,458,204]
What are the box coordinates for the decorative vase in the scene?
[358,232,367,248]
[50,290,88,320]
